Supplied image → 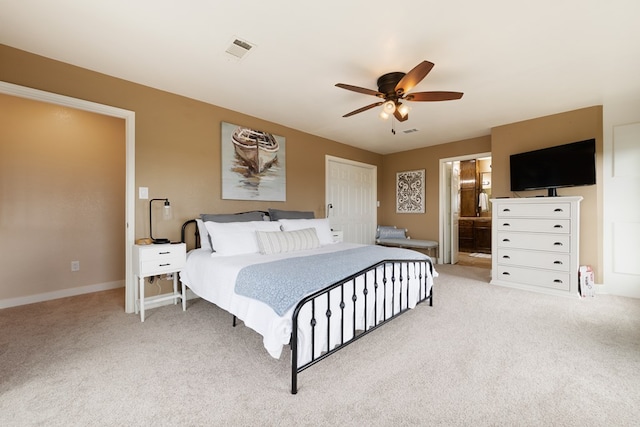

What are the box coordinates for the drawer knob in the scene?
[502,238,511,242]
[159,263,171,267]
[553,224,563,228]
[159,251,171,255]
[503,223,511,227]
[554,208,564,212]
[553,242,563,246]
[553,260,563,265]
[502,255,511,259]
[553,279,563,284]
[503,208,511,212]
[502,271,511,276]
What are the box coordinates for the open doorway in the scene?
[0,81,136,312]
[439,152,492,266]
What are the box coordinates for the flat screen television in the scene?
[510,138,596,197]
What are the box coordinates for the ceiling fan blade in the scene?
[395,61,434,95]
[393,109,409,122]
[342,101,384,118]
[405,91,464,102]
[335,83,384,98]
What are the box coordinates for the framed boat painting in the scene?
[396,169,425,213]
[221,122,286,201]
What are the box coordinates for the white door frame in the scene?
[325,155,377,243]
[439,151,491,264]
[0,81,136,313]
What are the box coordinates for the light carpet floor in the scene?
[1,265,639,426]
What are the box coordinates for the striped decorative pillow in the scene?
[256,228,321,255]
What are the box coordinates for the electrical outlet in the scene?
[71,261,80,272]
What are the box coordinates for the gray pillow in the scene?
[268,208,315,221]
[377,226,406,240]
[200,211,265,223]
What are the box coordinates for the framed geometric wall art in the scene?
[396,169,425,213]
[221,121,286,201]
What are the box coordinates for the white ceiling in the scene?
[2,0,639,154]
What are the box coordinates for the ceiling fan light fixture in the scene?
[397,103,409,118]
[382,100,396,114]
[335,60,462,122]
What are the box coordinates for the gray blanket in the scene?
[234,245,428,316]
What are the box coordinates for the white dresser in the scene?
[490,196,582,297]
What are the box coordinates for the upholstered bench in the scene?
[375,226,439,261]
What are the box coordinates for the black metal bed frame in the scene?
[290,258,432,393]
[181,219,434,394]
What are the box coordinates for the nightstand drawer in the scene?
[133,243,186,276]
[331,230,344,243]
[136,244,184,260]
[140,257,185,276]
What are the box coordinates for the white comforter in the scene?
[179,243,435,363]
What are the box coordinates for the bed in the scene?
[179,210,436,393]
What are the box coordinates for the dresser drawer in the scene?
[496,202,571,218]
[497,248,571,271]
[497,232,570,252]
[496,218,570,233]
[495,265,571,291]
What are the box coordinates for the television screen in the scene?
[510,139,596,196]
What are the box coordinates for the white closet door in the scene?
[325,156,377,244]
[604,122,640,297]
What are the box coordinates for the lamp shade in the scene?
[382,100,396,114]
[397,103,409,118]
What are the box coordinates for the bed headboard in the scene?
[181,219,200,250]
[180,210,274,251]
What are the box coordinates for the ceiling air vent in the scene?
[225,38,255,60]
[403,128,419,134]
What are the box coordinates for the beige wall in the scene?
[491,106,603,282]
[0,44,382,302]
[381,136,492,241]
[0,43,606,303]
[0,93,125,300]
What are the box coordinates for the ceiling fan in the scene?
[335,60,463,122]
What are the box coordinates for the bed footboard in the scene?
[290,258,433,394]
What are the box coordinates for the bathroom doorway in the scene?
[439,152,492,266]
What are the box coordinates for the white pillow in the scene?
[204,220,281,256]
[278,218,334,245]
[195,219,212,251]
[256,228,321,255]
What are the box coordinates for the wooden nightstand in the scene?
[132,243,186,322]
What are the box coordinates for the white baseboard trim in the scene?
[594,282,640,299]
[0,281,125,309]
